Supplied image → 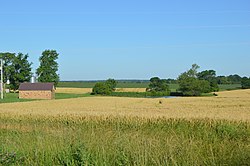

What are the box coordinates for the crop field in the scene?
[56,88,93,94]
[0,89,249,165]
[58,81,150,88]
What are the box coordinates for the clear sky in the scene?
[0,0,249,80]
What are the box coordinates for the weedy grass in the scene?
[0,116,249,166]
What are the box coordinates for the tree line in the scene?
[166,74,245,85]
[0,50,59,91]
[92,64,250,96]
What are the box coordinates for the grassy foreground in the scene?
[0,116,249,165]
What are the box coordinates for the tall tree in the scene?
[227,74,242,84]
[106,78,117,91]
[216,76,229,84]
[0,52,15,83]
[11,53,32,90]
[36,50,60,86]
[198,70,219,92]
[147,77,169,92]
[178,64,211,96]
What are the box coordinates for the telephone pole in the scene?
[1,59,3,99]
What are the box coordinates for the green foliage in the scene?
[198,70,216,80]
[149,90,170,96]
[209,80,219,92]
[11,53,32,90]
[0,52,32,90]
[241,77,250,89]
[36,50,60,86]
[227,74,242,84]
[106,78,117,91]
[147,77,170,93]
[216,75,243,84]
[92,82,113,95]
[178,77,210,96]
[178,64,211,96]
[0,52,15,83]
[198,70,219,92]
[216,76,230,84]
[92,79,118,95]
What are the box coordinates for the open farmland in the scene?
[1,89,250,121]
[58,81,241,91]
[0,90,249,165]
[55,87,147,94]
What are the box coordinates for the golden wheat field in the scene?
[115,88,146,92]
[0,89,249,121]
[56,88,92,94]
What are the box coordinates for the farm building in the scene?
[19,83,55,99]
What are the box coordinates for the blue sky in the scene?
[0,0,249,80]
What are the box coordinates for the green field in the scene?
[218,84,242,91]
[0,93,91,104]
[58,81,150,88]
[0,93,35,104]
[58,82,178,90]
[0,117,249,165]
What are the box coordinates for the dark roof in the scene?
[19,83,54,91]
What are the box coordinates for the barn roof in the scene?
[19,83,54,91]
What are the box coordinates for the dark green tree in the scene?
[0,52,15,83]
[241,77,250,89]
[198,70,219,92]
[227,74,242,84]
[147,77,169,92]
[106,78,117,91]
[178,64,211,96]
[198,70,216,80]
[10,53,32,90]
[216,76,229,84]
[92,82,112,95]
[36,50,59,86]
[0,52,32,90]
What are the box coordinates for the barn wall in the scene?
[19,90,55,99]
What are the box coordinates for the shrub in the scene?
[241,77,250,89]
[147,77,170,95]
[92,82,112,95]
[106,79,117,91]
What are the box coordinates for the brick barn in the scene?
[19,83,55,99]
